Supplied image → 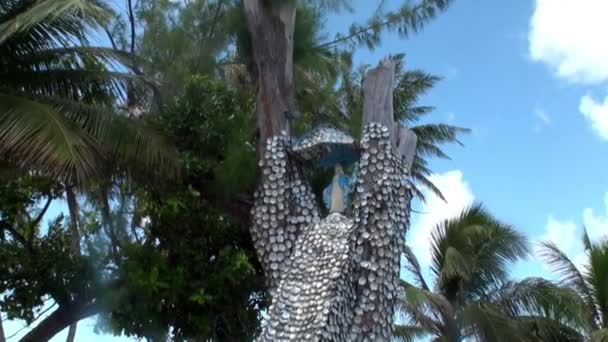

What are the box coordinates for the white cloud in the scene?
[528,0,608,84]
[583,193,608,241]
[580,93,608,140]
[408,170,475,267]
[536,216,587,272]
[537,192,608,271]
[540,215,578,254]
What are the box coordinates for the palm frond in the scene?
[516,316,585,342]
[0,93,104,182]
[393,324,433,342]
[458,302,519,342]
[2,70,151,103]
[466,219,529,296]
[430,203,528,297]
[410,154,445,202]
[0,0,110,44]
[46,99,177,177]
[539,241,598,324]
[15,46,138,70]
[494,277,590,331]
[403,245,430,290]
[586,241,608,328]
[397,285,445,335]
[412,124,469,147]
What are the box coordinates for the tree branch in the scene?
[315,16,396,50]
[31,195,52,228]
[127,0,137,55]
[104,27,118,50]
[19,299,101,342]
[314,0,452,50]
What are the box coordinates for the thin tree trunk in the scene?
[65,187,81,342]
[65,324,77,342]
[0,315,6,342]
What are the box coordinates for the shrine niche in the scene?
[250,60,418,341]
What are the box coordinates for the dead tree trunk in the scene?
[244,0,317,297]
[346,60,417,339]
[243,3,417,340]
[243,0,297,154]
[250,59,416,341]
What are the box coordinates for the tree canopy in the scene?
[2,1,590,341]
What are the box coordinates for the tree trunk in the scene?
[346,60,417,339]
[20,301,99,342]
[244,0,308,295]
[65,324,77,342]
[65,187,81,342]
[0,315,6,342]
[243,3,417,340]
[243,0,297,154]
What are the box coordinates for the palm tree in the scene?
[540,229,608,341]
[395,203,586,341]
[0,0,174,185]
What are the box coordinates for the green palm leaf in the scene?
[586,240,608,328]
[0,94,103,181]
[0,0,176,183]
[458,302,518,342]
[393,324,433,342]
[539,241,599,325]
[0,0,109,44]
[403,245,430,290]
[494,278,589,331]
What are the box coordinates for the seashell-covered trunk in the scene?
[251,61,418,341]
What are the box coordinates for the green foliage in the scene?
[93,76,264,341]
[157,75,257,197]
[120,0,238,101]
[0,174,104,324]
[396,203,584,341]
[0,0,176,184]
[323,0,453,50]
[0,1,465,340]
[540,230,608,339]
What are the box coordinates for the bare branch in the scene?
[30,195,52,230]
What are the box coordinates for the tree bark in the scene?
[0,315,6,342]
[20,301,100,342]
[345,60,417,339]
[243,0,297,153]
[244,0,307,296]
[65,324,76,342]
[65,187,81,342]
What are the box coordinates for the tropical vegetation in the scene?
[0,0,603,341]
[539,230,608,341]
[396,203,587,342]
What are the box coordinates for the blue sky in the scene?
[5,0,608,340]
